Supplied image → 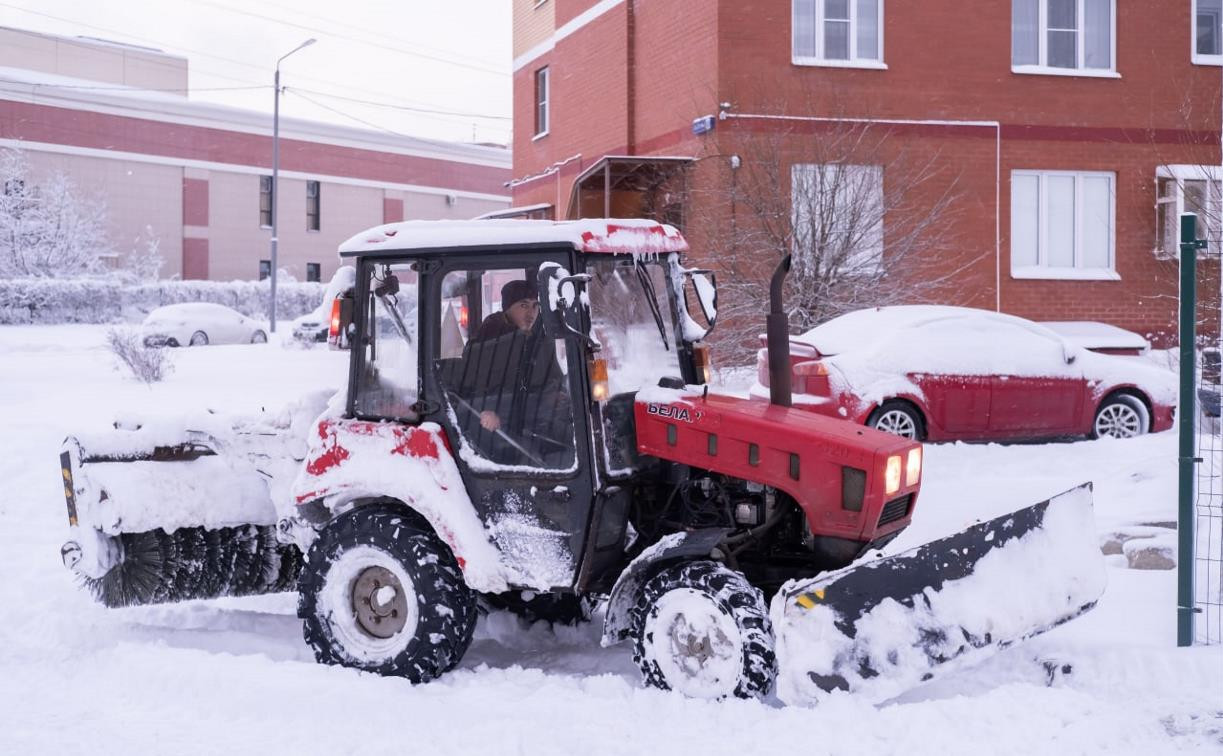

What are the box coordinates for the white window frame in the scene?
[1193,0,1223,65]
[792,0,887,70]
[1012,0,1119,78]
[1010,169,1118,280]
[1155,165,1222,259]
[533,66,549,139]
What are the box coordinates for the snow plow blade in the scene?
[772,482,1106,706]
[57,396,329,608]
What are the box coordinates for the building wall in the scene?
[2,56,511,281]
[22,150,185,278]
[513,0,556,58]
[509,0,1221,345]
[0,27,188,92]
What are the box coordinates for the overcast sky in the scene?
[0,0,513,146]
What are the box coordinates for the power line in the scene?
[287,88,507,142]
[184,0,509,77]
[289,87,510,122]
[0,2,504,119]
[245,0,506,72]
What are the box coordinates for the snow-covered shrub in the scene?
[107,327,171,384]
[0,148,115,277]
[0,278,325,325]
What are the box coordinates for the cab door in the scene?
[420,251,596,591]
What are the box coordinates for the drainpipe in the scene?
[719,112,1003,312]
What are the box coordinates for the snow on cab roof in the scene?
[337,218,688,257]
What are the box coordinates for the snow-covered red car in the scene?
[752,306,1176,442]
[142,303,268,347]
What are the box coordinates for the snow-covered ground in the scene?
[1,325,1220,755]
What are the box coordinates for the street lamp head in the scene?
[278,38,318,67]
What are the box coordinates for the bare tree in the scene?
[687,104,984,365]
[0,147,115,278]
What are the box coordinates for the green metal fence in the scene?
[1179,212,1223,646]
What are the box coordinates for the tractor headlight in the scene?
[693,343,712,384]
[884,455,902,495]
[906,447,922,487]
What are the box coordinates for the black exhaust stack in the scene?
[767,255,793,407]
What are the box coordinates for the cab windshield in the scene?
[585,258,682,397]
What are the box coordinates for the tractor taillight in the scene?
[589,358,609,402]
[459,304,469,330]
[693,343,712,384]
[328,298,342,346]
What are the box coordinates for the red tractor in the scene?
[59,219,1104,703]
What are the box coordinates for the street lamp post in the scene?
[269,37,316,332]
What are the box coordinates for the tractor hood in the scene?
[633,387,921,543]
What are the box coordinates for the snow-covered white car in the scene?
[141,303,267,347]
[291,266,356,344]
[753,305,1178,442]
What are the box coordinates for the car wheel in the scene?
[867,401,924,440]
[630,561,776,700]
[165,338,180,348]
[250,330,267,344]
[1092,394,1149,439]
[189,331,209,347]
[298,507,478,681]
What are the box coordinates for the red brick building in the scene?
[507,0,1222,344]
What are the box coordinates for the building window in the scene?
[1195,0,1222,64]
[259,259,271,280]
[791,163,884,271]
[534,67,549,137]
[306,262,322,282]
[792,0,884,67]
[1010,170,1115,279]
[306,180,320,231]
[1156,169,1221,258]
[1012,0,1115,74]
[259,176,273,227]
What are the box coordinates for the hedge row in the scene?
[0,278,326,325]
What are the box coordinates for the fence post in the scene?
[1178,213,1207,646]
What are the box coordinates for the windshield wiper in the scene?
[377,294,413,346]
[634,263,671,351]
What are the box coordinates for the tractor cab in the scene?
[328,219,717,594]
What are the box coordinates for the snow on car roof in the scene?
[1039,321,1150,351]
[791,305,1063,356]
[147,302,238,317]
[337,218,688,257]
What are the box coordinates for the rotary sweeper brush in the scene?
[57,219,1106,703]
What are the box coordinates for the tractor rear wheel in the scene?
[630,560,776,700]
[298,507,477,682]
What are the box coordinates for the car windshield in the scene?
[585,257,682,396]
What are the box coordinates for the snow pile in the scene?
[0,277,325,325]
[773,485,1108,706]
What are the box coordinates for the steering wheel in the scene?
[447,392,547,467]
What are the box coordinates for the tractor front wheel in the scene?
[298,507,477,682]
[630,560,776,700]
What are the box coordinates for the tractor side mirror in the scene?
[537,265,596,348]
[329,290,354,350]
[683,270,718,332]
